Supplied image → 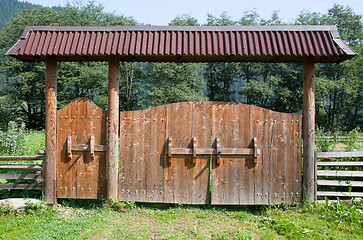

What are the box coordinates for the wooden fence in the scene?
[0,153,44,191]
[316,135,363,143]
[314,151,363,199]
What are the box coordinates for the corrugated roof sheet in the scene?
[6,25,356,63]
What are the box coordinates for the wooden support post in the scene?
[107,57,119,199]
[303,56,315,203]
[44,55,57,204]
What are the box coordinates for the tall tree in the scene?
[0,1,137,128]
[296,4,363,131]
[136,14,207,109]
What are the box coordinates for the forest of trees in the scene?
[0,0,361,132]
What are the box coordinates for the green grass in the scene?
[23,130,45,156]
[0,199,362,239]
[1,131,362,239]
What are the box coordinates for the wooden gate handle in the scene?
[67,136,72,159]
[67,136,105,160]
[166,137,260,166]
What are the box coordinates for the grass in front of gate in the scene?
[0,199,362,239]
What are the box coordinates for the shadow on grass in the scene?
[57,198,271,214]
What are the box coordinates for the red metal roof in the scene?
[6,25,356,63]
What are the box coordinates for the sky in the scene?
[24,0,363,25]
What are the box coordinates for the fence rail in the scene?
[0,154,43,191]
[316,135,363,142]
[314,151,363,200]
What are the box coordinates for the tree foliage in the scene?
[0,2,361,131]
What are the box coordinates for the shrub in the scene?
[0,201,13,215]
[0,121,26,155]
[104,198,136,212]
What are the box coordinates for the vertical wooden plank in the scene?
[211,102,225,204]
[147,105,166,202]
[76,98,88,198]
[56,105,67,198]
[251,106,268,205]
[175,102,193,204]
[127,111,137,202]
[212,102,240,205]
[97,107,108,199]
[107,57,119,199]
[191,102,212,204]
[303,56,315,203]
[281,113,289,204]
[134,110,146,202]
[44,55,57,204]
[164,102,193,204]
[76,99,86,198]
[237,104,253,204]
[264,110,273,204]
[295,115,302,203]
[164,103,175,203]
[119,110,135,201]
[284,114,294,204]
[141,110,151,202]
[269,111,281,204]
[68,100,78,198]
[118,110,127,200]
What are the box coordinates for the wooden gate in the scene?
[57,98,107,199]
[119,102,302,205]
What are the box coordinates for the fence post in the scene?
[107,57,120,199]
[44,56,57,204]
[303,56,315,204]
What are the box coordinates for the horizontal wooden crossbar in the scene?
[170,148,256,155]
[317,191,363,197]
[0,183,42,190]
[0,156,43,161]
[70,145,107,152]
[317,161,363,166]
[67,136,106,160]
[317,152,363,158]
[0,172,41,180]
[317,170,363,177]
[167,137,259,166]
[317,180,363,187]
[0,164,42,171]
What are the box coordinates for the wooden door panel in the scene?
[57,98,107,199]
[118,101,302,205]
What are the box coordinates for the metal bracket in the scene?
[67,136,106,160]
[253,137,258,165]
[67,136,72,159]
[166,137,260,167]
[216,138,221,166]
[192,137,196,165]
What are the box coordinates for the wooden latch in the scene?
[166,137,260,166]
[67,136,106,160]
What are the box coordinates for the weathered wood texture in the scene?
[0,156,43,161]
[119,102,302,205]
[0,156,43,191]
[303,56,315,203]
[107,57,120,199]
[44,55,57,204]
[317,152,363,158]
[0,183,42,190]
[57,98,107,199]
[315,152,363,199]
